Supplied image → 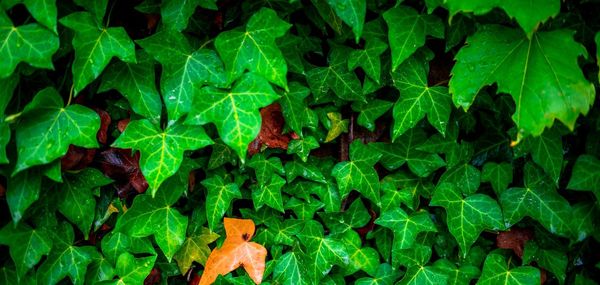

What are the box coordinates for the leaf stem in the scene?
[4,112,22,123]
[66,84,74,106]
[199,39,214,50]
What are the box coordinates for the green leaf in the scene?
[437,163,481,195]
[319,198,370,234]
[37,222,97,285]
[444,0,560,37]
[500,186,572,237]
[327,0,366,42]
[202,175,241,230]
[248,154,285,185]
[341,230,380,276]
[99,50,162,122]
[325,112,349,142]
[85,256,114,284]
[186,73,279,160]
[391,50,451,138]
[351,99,393,132]
[273,250,310,285]
[297,220,350,283]
[430,183,504,257]
[112,119,212,194]
[285,159,326,183]
[111,252,156,285]
[252,175,286,213]
[100,232,131,265]
[525,127,563,185]
[21,0,58,32]
[287,136,320,162]
[449,25,594,140]
[6,168,41,223]
[481,162,513,195]
[73,0,108,24]
[355,263,401,285]
[0,11,59,78]
[279,82,315,136]
[332,141,382,204]
[383,5,443,71]
[571,202,599,242]
[348,37,387,84]
[114,188,189,261]
[568,154,600,199]
[173,227,219,274]
[523,241,566,284]
[0,223,52,280]
[306,47,364,102]
[375,208,436,250]
[161,0,216,32]
[215,8,291,88]
[285,197,324,220]
[433,259,480,285]
[398,265,447,285]
[14,88,100,174]
[478,253,540,285]
[137,30,227,123]
[58,168,112,239]
[60,12,136,94]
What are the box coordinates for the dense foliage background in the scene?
[1,0,600,284]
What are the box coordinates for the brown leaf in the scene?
[61,145,96,171]
[0,183,5,198]
[98,148,148,197]
[199,218,267,285]
[118,118,130,133]
[248,103,294,156]
[496,227,533,258]
[95,108,111,145]
[144,268,161,285]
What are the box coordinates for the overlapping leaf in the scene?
[113,119,212,193]
[478,253,540,285]
[332,141,382,204]
[60,12,135,94]
[306,47,364,102]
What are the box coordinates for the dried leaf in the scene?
[496,227,533,258]
[248,103,294,156]
[199,218,267,285]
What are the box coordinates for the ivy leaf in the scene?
[110,253,156,285]
[348,37,387,84]
[398,265,447,285]
[431,183,504,257]
[203,176,242,231]
[524,128,563,185]
[247,154,285,186]
[58,168,112,239]
[437,163,481,196]
[383,5,443,71]
[8,0,58,33]
[279,82,315,136]
[99,50,162,122]
[285,159,326,183]
[523,241,567,284]
[72,0,107,24]
[450,25,595,140]
[186,73,279,160]
[287,136,320,162]
[14,88,100,174]
[375,208,436,250]
[568,154,600,199]
[215,8,291,88]
[199,218,268,285]
[114,188,189,261]
[37,222,97,285]
[481,162,513,195]
[355,263,401,285]
[341,230,380,276]
[137,30,227,123]
[285,197,324,220]
[500,186,572,237]
[0,223,52,280]
[173,227,219,275]
[391,49,451,139]
[161,0,216,31]
[306,47,364,102]
[112,119,212,194]
[351,99,393,132]
[296,220,349,283]
[433,259,480,285]
[60,12,135,94]
[327,0,366,42]
[332,141,382,204]
[252,175,286,213]
[325,112,349,142]
[6,168,41,223]
[0,11,59,78]
[478,253,540,285]
[444,0,560,37]
[273,250,310,285]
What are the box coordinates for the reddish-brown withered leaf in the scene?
[199,218,267,285]
[248,103,297,156]
[496,227,533,258]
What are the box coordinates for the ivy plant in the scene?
[1,0,600,284]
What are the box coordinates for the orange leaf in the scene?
[199,218,267,285]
